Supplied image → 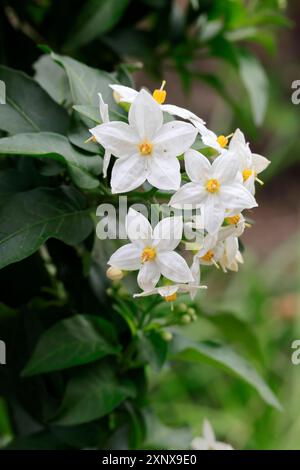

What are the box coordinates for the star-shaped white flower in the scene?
[191,120,231,153]
[108,209,193,292]
[109,83,205,124]
[169,149,257,234]
[191,420,234,450]
[219,234,244,273]
[229,128,270,194]
[90,90,197,193]
[133,281,207,302]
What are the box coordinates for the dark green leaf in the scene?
[52,362,135,425]
[0,132,101,189]
[0,186,93,269]
[0,66,69,134]
[33,55,71,106]
[65,0,130,49]
[22,315,120,376]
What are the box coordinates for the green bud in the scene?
[178,303,188,313]
[161,331,173,342]
[181,314,191,324]
[106,287,114,296]
[187,307,196,316]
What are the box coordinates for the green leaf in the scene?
[51,53,119,111]
[73,104,127,124]
[170,336,281,410]
[0,66,69,134]
[0,186,94,270]
[0,132,101,189]
[33,54,71,106]
[65,0,130,49]
[22,315,120,376]
[239,52,268,126]
[205,312,264,363]
[52,362,135,426]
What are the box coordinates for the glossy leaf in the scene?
[0,186,94,269]
[22,315,120,376]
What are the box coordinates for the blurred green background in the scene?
[0,0,300,449]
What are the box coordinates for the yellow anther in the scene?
[217,135,228,148]
[243,168,252,181]
[153,80,167,104]
[141,247,156,263]
[139,141,153,156]
[201,250,214,262]
[225,214,240,225]
[206,178,220,193]
[165,293,177,302]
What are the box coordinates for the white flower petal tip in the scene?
[191,420,234,451]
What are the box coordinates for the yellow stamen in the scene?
[243,168,252,181]
[217,135,228,148]
[153,80,167,104]
[206,178,220,193]
[165,293,177,302]
[141,247,156,263]
[225,214,240,225]
[139,140,153,156]
[84,135,96,144]
[201,250,214,262]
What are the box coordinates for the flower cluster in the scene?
[89,82,270,303]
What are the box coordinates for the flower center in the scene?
[206,178,220,193]
[201,250,214,262]
[141,247,156,263]
[243,168,252,181]
[165,293,177,302]
[225,214,240,225]
[217,135,228,148]
[139,140,153,156]
[153,80,167,104]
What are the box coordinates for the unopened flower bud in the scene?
[106,266,124,281]
[106,287,114,296]
[161,331,173,342]
[178,303,188,313]
[187,307,196,317]
[181,314,191,324]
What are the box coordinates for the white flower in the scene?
[109,83,205,124]
[229,128,270,194]
[97,93,112,178]
[191,420,234,450]
[219,235,244,273]
[191,120,231,153]
[90,90,197,193]
[108,209,193,292]
[133,280,207,302]
[170,149,257,234]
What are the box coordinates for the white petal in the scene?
[153,216,183,251]
[161,104,205,123]
[153,121,197,157]
[108,243,141,270]
[98,93,109,123]
[229,128,246,149]
[147,154,181,190]
[102,150,112,178]
[157,285,179,297]
[128,89,163,140]
[212,151,239,184]
[126,208,153,245]
[221,183,257,211]
[137,261,161,291]
[90,122,138,158]
[203,419,216,443]
[184,149,211,183]
[202,195,225,234]
[169,182,207,207]
[157,251,193,283]
[109,84,138,103]
[190,437,209,450]
[252,153,270,173]
[111,153,148,193]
